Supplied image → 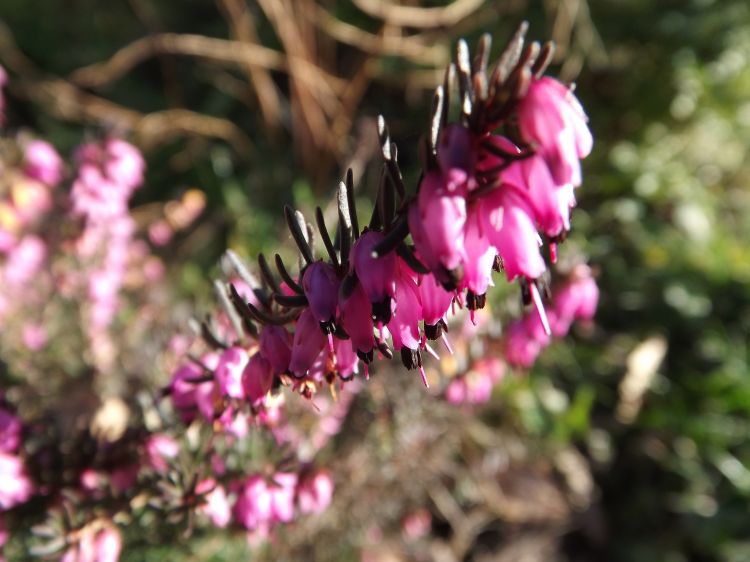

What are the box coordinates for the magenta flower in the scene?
[297,470,333,515]
[0,409,21,454]
[3,235,46,288]
[23,140,64,187]
[459,204,496,297]
[196,478,231,528]
[517,76,593,187]
[61,525,122,562]
[503,316,545,368]
[214,347,250,399]
[338,280,375,359]
[145,434,180,473]
[234,472,298,532]
[418,273,453,337]
[350,231,397,321]
[550,266,599,337]
[169,354,219,423]
[268,472,298,523]
[387,264,422,353]
[242,353,274,406]
[302,261,340,329]
[289,308,326,378]
[93,526,123,562]
[0,452,33,509]
[259,325,292,375]
[416,171,466,274]
[481,189,546,281]
[437,124,475,192]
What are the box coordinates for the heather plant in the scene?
[0,18,605,559]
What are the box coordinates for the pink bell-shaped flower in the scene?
[459,203,496,297]
[242,353,274,406]
[351,231,397,322]
[481,188,546,281]
[517,76,593,187]
[289,308,326,377]
[297,470,334,515]
[0,409,21,454]
[416,171,466,274]
[23,140,64,187]
[214,346,249,399]
[339,280,375,358]
[302,261,340,328]
[259,325,292,375]
[437,124,475,192]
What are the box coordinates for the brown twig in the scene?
[216,0,283,128]
[352,0,485,29]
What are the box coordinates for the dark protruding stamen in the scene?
[377,341,393,360]
[466,291,487,310]
[372,213,409,258]
[519,277,532,306]
[372,297,393,324]
[425,322,443,341]
[274,254,304,295]
[284,205,315,265]
[315,207,340,267]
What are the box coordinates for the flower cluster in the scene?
[504,264,599,368]
[0,24,600,561]
[0,408,32,513]
[193,24,594,401]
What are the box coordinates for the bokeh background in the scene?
[1,0,749,560]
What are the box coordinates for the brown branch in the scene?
[352,0,485,29]
[313,5,449,66]
[67,32,345,96]
[216,0,283,128]
[9,76,252,154]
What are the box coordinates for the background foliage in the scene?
[1,0,749,560]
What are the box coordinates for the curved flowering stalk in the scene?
[206,23,593,393]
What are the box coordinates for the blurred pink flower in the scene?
[196,478,231,528]
[242,353,273,406]
[145,434,180,473]
[297,470,333,515]
[3,235,46,288]
[215,347,250,399]
[21,323,47,351]
[401,508,432,540]
[23,140,64,187]
[0,452,33,509]
[0,410,21,454]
